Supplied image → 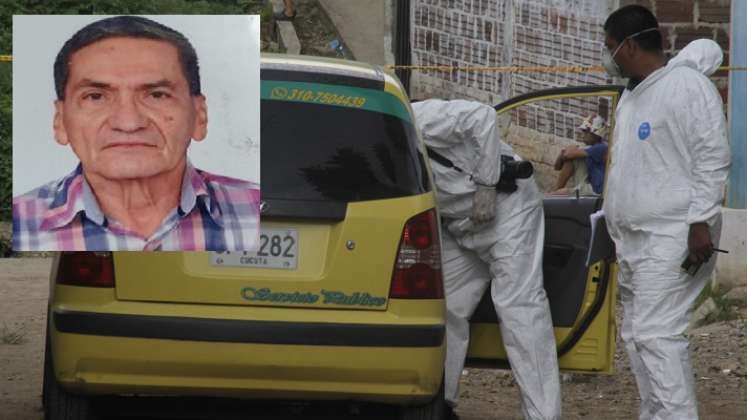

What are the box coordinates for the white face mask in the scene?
[602,27,660,78]
[601,44,624,78]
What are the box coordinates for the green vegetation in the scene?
[693,282,744,327]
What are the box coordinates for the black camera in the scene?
[496,155,533,193]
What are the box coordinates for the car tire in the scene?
[400,379,446,420]
[43,333,98,420]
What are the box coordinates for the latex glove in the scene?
[447,218,475,237]
[471,186,497,224]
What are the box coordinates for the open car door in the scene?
[466,85,625,373]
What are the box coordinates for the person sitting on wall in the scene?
[552,113,608,195]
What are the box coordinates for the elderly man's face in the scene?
[54,37,207,180]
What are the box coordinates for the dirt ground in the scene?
[456,318,747,420]
[1,257,746,419]
[0,258,50,419]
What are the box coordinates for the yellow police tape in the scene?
[0,54,744,73]
[384,64,747,74]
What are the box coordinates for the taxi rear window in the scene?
[260,82,430,202]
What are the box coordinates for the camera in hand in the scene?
[496,155,533,193]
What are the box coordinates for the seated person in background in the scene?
[552,114,608,195]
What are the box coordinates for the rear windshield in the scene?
[261,98,430,202]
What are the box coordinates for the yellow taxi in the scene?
[44,54,445,420]
[43,55,621,420]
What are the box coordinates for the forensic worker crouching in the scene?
[12,16,260,251]
[412,99,561,420]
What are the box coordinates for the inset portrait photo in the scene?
[12,15,260,251]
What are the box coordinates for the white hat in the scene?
[578,114,607,138]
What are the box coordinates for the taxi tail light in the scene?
[390,209,444,299]
[56,252,115,288]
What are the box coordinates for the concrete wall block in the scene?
[689,297,717,329]
[724,286,747,302]
[276,21,301,55]
[715,208,747,289]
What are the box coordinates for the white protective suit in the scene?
[412,99,561,420]
[603,39,731,420]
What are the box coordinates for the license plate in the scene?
[210,229,298,269]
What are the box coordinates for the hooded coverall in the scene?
[413,99,561,420]
[603,39,731,420]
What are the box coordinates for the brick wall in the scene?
[410,0,615,190]
[621,0,731,103]
[408,0,732,191]
[508,0,612,183]
[410,0,731,104]
[410,0,612,101]
[410,0,511,104]
[510,1,610,95]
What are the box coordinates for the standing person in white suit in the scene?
[412,99,561,420]
[601,5,731,419]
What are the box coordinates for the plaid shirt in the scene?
[13,163,260,251]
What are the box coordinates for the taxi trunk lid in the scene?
[114,65,435,311]
[113,195,436,310]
